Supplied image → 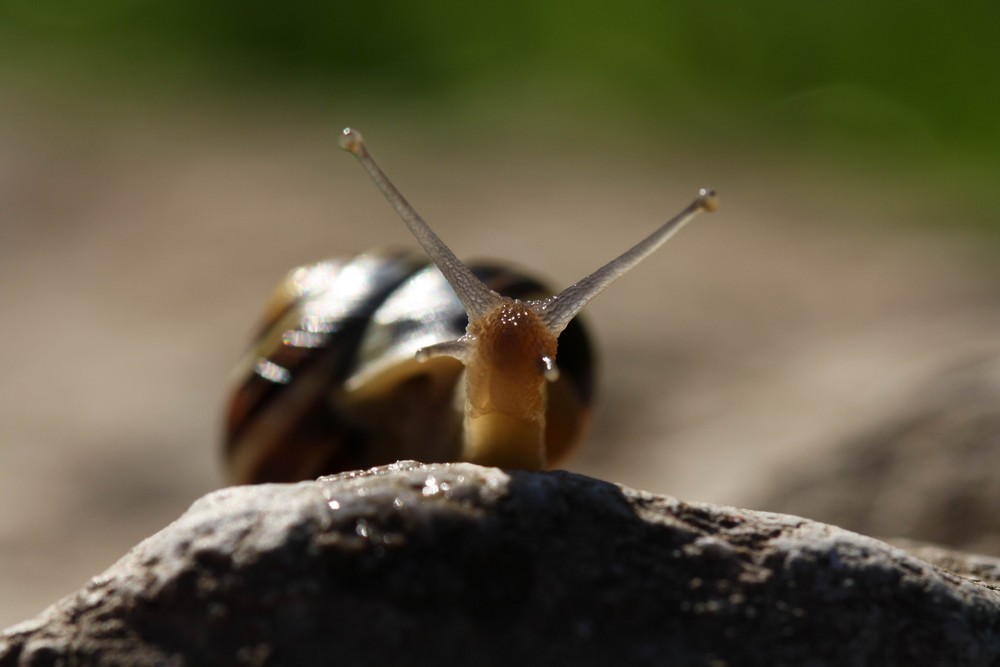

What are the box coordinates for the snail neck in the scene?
[458,300,555,470]
[462,406,547,470]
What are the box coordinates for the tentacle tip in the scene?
[698,188,719,213]
[697,188,720,212]
[541,355,560,382]
[339,127,365,155]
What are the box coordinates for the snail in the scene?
[224,128,718,484]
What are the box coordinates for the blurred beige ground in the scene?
[2,102,999,627]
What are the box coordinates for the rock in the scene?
[756,353,1000,556]
[1,461,998,667]
[889,538,1000,588]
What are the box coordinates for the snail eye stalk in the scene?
[532,189,719,336]
[339,128,502,322]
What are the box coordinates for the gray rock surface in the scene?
[2,461,999,667]
[890,539,1000,589]
[758,353,1000,556]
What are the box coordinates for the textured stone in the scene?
[2,461,999,666]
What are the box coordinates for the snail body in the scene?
[225,129,717,484]
[226,251,593,483]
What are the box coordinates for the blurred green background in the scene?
[2,1,998,231]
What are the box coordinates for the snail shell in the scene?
[225,250,593,484]
[224,128,717,484]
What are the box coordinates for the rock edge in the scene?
[2,461,999,666]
